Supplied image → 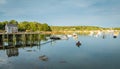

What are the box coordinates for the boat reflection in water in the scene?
[6,48,19,57]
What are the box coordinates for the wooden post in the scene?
[39,34,41,46]
[38,34,41,50]
[7,33,9,46]
[22,33,26,47]
[2,34,5,49]
[30,34,32,47]
[24,34,26,46]
[33,34,35,46]
[13,34,16,47]
[38,34,40,46]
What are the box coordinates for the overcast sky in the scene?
[0,0,120,27]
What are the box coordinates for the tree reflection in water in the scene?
[0,34,52,58]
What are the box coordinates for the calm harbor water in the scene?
[0,33,120,69]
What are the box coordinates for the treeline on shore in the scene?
[51,26,103,31]
[0,20,51,32]
[0,20,120,32]
[51,26,120,31]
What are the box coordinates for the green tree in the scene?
[9,20,18,25]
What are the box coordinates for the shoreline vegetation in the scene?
[0,20,120,34]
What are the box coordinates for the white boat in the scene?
[72,33,77,37]
[60,35,68,40]
[67,35,72,37]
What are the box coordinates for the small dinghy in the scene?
[76,41,81,47]
[50,36,61,40]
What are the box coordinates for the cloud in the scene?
[0,0,7,4]
[0,0,120,27]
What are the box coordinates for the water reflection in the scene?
[6,48,19,57]
[0,34,50,48]
[0,33,120,69]
[102,33,106,39]
[39,55,48,61]
[0,34,61,58]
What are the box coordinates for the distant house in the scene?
[5,24,18,33]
